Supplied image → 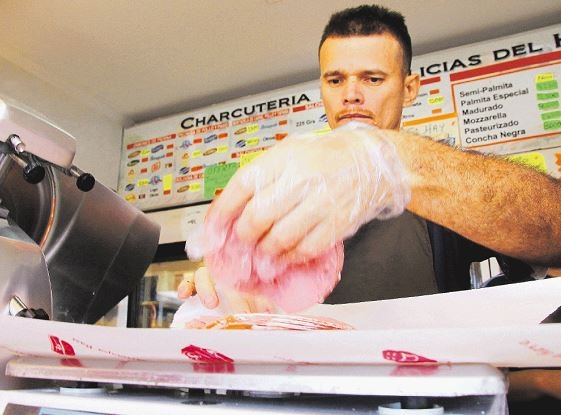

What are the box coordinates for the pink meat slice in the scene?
[184,313,354,330]
[203,214,344,313]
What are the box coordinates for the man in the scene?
[180,4,561,309]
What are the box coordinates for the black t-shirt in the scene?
[325,211,437,303]
[325,211,534,304]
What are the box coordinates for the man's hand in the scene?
[178,266,218,308]
[177,266,276,313]
[208,124,410,260]
[509,369,561,401]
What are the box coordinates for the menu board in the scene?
[119,82,328,211]
[402,24,561,179]
[118,25,561,211]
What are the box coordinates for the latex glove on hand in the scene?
[210,122,411,259]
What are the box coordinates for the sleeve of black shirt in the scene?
[426,221,535,293]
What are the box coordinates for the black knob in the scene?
[23,164,45,184]
[77,173,95,192]
[9,296,50,320]
[16,307,50,320]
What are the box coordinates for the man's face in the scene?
[319,34,419,130]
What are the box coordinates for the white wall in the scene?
[0,57,123,189]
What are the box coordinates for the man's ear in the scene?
[402,73,420,107]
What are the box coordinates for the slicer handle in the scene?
[23,162,45,184]
[4,133,95,191]
[7,151,46,185]
[69,165,95,192]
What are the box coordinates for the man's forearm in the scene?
[385,129,561,267]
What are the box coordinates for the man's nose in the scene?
[343,79,364,104]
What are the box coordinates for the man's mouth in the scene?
[336,111,375,122]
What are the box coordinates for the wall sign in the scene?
[118,25,561,211]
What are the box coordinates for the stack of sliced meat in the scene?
[199,212,344,313]
[184,313,354,330]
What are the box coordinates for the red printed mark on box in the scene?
[49,335,75,356]
[382,349,437,364]
[181,344,234,363]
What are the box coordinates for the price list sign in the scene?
[452,50,561,149]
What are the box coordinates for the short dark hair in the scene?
[319,4,412,74]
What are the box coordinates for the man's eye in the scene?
[327,78,341,85]
[366,77,383,84]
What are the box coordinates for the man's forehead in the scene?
[319,34,404,71]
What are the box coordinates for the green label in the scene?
[538,101,560,111]
[203,162,239,199]
[537,91,560,100]
[543,119,561,130]
[536,80,559,91]
[541,110,561,121]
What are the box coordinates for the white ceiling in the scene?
[1,0,560,128]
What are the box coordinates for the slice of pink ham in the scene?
[184,313,353,330]
[201,208,344,313]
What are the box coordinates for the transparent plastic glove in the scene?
[184,123,408,313]
[209,122,411,259]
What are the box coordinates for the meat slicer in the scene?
[0,96,160,384]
